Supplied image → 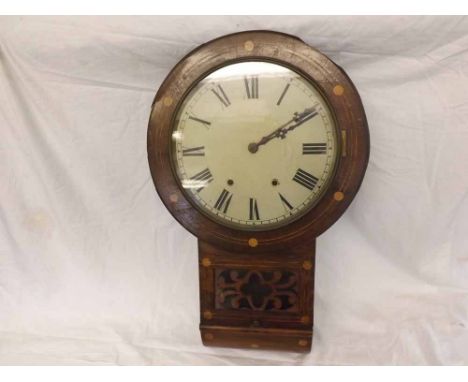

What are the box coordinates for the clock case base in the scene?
[198,240,315,353]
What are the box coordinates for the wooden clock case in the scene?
[147,30,369,352]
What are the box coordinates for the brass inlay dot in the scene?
[248,238,258,247]
[250,343,259,348]
[334,191,345,201]
[163,96,173,106]
[333,85,344,96]
[201,258,212,267]
[203,310,213,320]
[301,315,311,324]
[169,193,178,203]
[204,333,214,341]
[302,260,312,271]
[244,40,254,51]
[298,339,308,347]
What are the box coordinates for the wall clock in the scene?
[147,30,369,352]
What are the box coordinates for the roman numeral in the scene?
[292,169,318,191]
[249,198,260,220]
[188,116,211,126]
[302,143,327,155]
[182,146,205,156]
[244,76,259,99]
[189,168,213,192]
[279,193,293,211]
[276,83,290,106]
[214,189,233,213]
[211,84,231,107]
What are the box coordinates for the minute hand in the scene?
[248,107,318,153]
[279,108,318,138]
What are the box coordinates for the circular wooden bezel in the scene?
[147,30,369,253]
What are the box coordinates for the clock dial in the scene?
[172,61,339,230]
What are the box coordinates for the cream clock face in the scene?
[171,61,339,230]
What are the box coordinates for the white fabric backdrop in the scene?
[1,15,468,365]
